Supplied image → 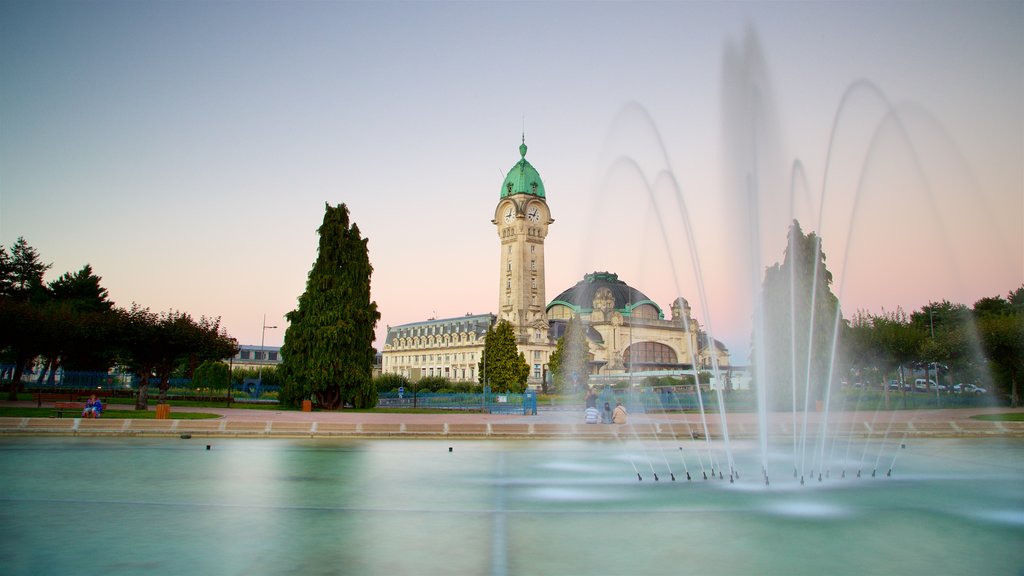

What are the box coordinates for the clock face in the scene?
[527,206,540,222]
[504,207,515,223]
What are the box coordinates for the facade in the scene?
[380,138,729,388]
[231,345,282,370]
[548,272,730,379]
[380,313,495,382]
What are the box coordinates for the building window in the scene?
[534,364,541,379]
[240,350,250,360]
[531,259,535,271]
[624,342,678,367]
[268,351,278,361]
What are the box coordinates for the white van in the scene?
[914,379,936,391]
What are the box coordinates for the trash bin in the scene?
[302,400,312,412]
[156,404,171,419]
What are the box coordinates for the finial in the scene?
[519,133,527,158]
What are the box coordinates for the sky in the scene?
[1,1,1021,364]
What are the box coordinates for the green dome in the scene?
[500,139,545,198]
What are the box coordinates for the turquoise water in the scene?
[1,437,1022,575]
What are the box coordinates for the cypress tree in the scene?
[478,320,529,393]
[548,315,590,394]
[280,203,380,409]
[759,220,842,410]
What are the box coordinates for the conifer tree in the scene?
[548,315,590,393]
[759,220,842,410]
[478,320,529,393]
[280,203,380,409]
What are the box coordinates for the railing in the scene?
[378,390,537,415]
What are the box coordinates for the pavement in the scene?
[1,399,1022,439]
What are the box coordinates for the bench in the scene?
[52,402,106,418]
[36,392,75,407]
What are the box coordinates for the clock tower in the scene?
[493,138,553,382]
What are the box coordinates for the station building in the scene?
[380,139,729,387]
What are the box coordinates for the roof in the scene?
[546,272,664,318]
[500,137,545,199]
[384,313,496,346]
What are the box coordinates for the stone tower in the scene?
[493,138,553,382]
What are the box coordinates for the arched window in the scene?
[623,342,677,367]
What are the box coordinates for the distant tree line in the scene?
[0,237,238,409]
[759,221,1024,408]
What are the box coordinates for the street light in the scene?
[258,314,277,391]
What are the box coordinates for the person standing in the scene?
[612,400,628,425]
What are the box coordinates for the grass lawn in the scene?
[971,412,1024,422]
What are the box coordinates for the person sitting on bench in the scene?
[82,395,103,418]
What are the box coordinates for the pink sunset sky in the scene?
[2,2,1020,363]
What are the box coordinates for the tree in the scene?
[844,308,924,408]
[193,360,231,397]
[37,264,118,379]
[279,203,380,409]
[758,220,843,410]
[6,237,50,299]
[975,287,1024,407]
[478,320,529,393]
[547,315,590,394]
[116,306,236,409]
[0,238,52,396]
[115,304,162,409]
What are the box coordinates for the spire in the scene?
[520,133,527,158]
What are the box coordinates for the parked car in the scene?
[914,379,934,392]
[953,383,987,395]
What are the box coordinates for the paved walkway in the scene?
[2,400,1022,439]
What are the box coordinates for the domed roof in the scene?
[547,272,664,318]
[500,138,545,198]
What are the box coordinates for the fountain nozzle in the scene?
[800,476,805,486]
[638,473,643,482]
[654,473,659,481]
[886,469,892,477]
[686,472,691,481]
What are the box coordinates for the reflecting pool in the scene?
[1,437,1022,575]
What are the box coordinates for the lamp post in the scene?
[258,314,277,392]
